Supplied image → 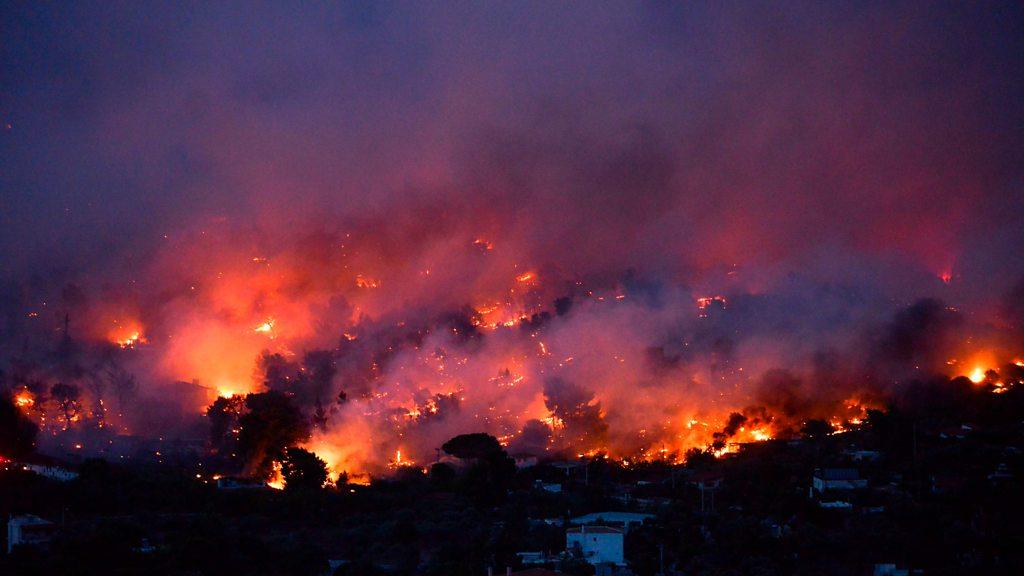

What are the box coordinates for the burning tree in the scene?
[50,382,82,430]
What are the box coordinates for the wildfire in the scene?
[515,271,536,283]
[391,448,414,468]
[267,461,285,489]
[968,367,986,384]
[355,275,380,289]
[253,318,275,336]
[14,389,35,409]
[112,329,146,349]
[697,295,727,318]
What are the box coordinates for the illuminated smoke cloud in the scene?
[1,3,1023,477]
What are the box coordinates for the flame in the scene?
[696,295,727,318]
[355,275,380,289]
[266,460,285,489]
[253,318,275,336]
[109,323,146,349]
[515,271,536,283]
[14,389,35,409]
[968,367,986,384]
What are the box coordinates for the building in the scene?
[514,551,548,565]
[569,511,653,531]
[873,563,921,576]
[812,468,867,493]
[7,515,56,554]
[534,480,562,493]
[20,463,78,482]
[567,525,625,566]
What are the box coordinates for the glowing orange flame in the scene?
[355,275,380,289]
[968,367,986,384]
[110,324,146,349]
[14,390,35,409]
[267,460,285,489]
[253,319,275,337]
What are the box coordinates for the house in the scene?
[873,563,920,576]
[569,511,653,531]
[567,525,625,566]
[812,468,867,493]
[19,462,78,482]
[514,455,539,468]
[7,515,57,554]
[515,551,548,565]
[534,480,562,493]
[845,449,881,462]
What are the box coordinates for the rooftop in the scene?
[567,526,624,534]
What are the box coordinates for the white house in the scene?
[812,468,867,493]
[566,526,625,566]
[21,463,78,482]
[569,511,653,531]
[7,515,56,554]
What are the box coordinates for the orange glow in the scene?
[355,275,380,289]
[515,271,536,283]
[696,295,727,317]
[109,322,146,349]
[267,461,285,489]
[14,389,35,409]
[968,367,986,384]
[253,318,275,336]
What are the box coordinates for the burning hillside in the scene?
[1,1,1023,486]
[3,222,1023,483]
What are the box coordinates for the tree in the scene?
[442,433,506,461]
[281,447,328,490]
[801,419,833,438]
[237,391,310,479]
[207,395,245,461]
[50,382,82,429]
[441,433,516,505]
[105,363,138,415]
[0,393,38,458]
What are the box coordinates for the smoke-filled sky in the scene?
[3,1,1022,280]
[2,2,1023,476]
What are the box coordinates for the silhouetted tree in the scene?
[207,395,245,461]
[442,433,516,505]
[50,382,82,429]
[801,418,833,438]
[237,391,310,479]
[281,447,328,490]
[442,432,506,461]
[0,393,38,458]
